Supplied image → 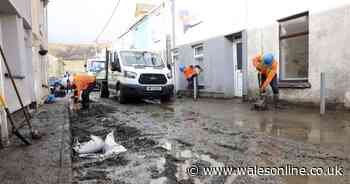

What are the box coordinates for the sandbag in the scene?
[103,131,127,156]
[74,135,104,154]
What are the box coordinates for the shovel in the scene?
[252,73,268,111]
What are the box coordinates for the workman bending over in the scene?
[252,53,280,107]
[71,74,96,109]
[179,64,202,89]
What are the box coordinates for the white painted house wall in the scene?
[0,0,49,144]
[116,0,350,106]
[246,1,350,105]
[1,15,32,112]
[173,0,350,106]
[0,18,9,145]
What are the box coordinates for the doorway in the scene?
[233,40,243,97]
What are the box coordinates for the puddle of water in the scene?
[175,160,191,181]
[159,105,175,112]
[233,115,350,149]
[143,99,161,105]
[200,154,224,168]
[173,150,227,182]
[284,175,321,184]
[150,177,167,184]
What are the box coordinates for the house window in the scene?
[193,44,204,58]
[279,12,309,81]
[192,44,205,85]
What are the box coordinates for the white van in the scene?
[86,58,105,79]
[100,49,174,103]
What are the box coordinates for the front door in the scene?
[233,41,243,97]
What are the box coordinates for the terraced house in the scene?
[0,0,49,145]
[118,0,350,109]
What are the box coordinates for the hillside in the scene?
[48,43,111,60]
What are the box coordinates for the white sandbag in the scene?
[103,131,127,156]
[156,139,171,151]
[74,135,105,154]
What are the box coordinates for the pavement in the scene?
[0,98,72,184]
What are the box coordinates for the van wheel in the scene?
[100,82,109,98]
[116,85,127,104]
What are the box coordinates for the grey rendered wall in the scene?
[0,17,9,144]
[247,5,350,105]
[176,36,235,97]
[1,15,32,112]
[247,24,279,97]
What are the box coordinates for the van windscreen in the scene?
[120,51,164,67]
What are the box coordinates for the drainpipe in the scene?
[242,0,249,101]
[242,30,249,101]
[170,0,177,95]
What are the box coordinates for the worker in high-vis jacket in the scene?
[71,74,96,109]
[252,53,280,107]
[179,64,202,89]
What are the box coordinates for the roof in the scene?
[117,2,164,39]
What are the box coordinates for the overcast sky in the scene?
[48,0,146,44]
[48,0,350,44]
[48,0,242,44]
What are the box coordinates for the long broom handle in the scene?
[0,95,15,131]
[0,95,31,145]
[0,45,33,131]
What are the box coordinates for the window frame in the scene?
[193,44,204,59]
[278,11,309,83]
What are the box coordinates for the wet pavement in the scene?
[70,93,350,184]
[0,99,72,184]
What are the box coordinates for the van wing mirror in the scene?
[111,63,121,72]
[167,64,171,70]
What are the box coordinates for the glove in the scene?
[259,87,266,94]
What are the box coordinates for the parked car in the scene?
[99,49,174,103]
[48,77,61,87]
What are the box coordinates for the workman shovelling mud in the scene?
[252,53,280,108]
[179,64,202,89]
[71,74,96,109]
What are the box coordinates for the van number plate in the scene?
[146,86,162,91]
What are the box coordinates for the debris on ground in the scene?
[45,94,56,104]
[155,139,172,151]
[31,129,44,139]
[143,99,161,104]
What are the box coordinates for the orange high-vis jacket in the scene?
[72,74,96,97]
[252,55,278,90]
[183,66,195,80]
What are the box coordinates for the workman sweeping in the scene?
[71,74,96,109]
[252,53,280,108]
[179,64,202,89]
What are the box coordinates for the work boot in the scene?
[273,94,283,109]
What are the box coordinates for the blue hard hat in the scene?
[179,64,186,72]
[263,53,274,66]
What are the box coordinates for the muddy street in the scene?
[70,93,350,184]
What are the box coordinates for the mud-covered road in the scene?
[70,93,350,184]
